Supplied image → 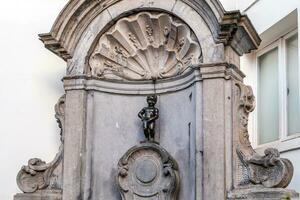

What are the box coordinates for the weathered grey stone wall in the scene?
[84,84,198,199]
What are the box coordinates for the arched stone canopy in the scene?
[68,1,219,76]
[40,0,261,73]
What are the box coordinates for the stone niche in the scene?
[14,0,299,200]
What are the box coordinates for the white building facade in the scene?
[220,0,300,193]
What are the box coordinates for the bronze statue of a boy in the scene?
[138,95,159,141]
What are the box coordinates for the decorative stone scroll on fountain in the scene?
[14,95,65,200]
[228,83,299,199]
[117,95,180,200]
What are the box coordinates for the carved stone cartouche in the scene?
[88,12,202,81]
[117,142,180,200]
[138,95,159,141]
[16,95,65,193]
[235,83,294,188]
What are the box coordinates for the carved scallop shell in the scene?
[89,12,202,81]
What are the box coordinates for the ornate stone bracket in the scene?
[235,83,293,188]
[16,95,65,193]
[117,142,180,200]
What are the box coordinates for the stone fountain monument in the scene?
[14,0,299,199]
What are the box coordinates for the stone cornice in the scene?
[63,63,245,94]
[186,0,261,55]
[198,62,245,80]
[220,12,261,55]
[39,0,261,61]
[63,69,201,95]
[39,33,71,61]
[208,0,261,55]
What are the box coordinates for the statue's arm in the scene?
[138,109,145,119]
[148,109,159,121]
[154,108,159,119]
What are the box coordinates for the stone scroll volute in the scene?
[16,95,65,194]
[88,12,202,81]
[235,83,294,188]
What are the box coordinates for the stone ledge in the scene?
[228,187,299,200]
[63,69,201,94]
[63,63,245,94]
[14,190,62,200]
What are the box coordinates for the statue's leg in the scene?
[143,121,147,130]
[143,129,148,140]
[143,121,149,140]
[149,123,155,141]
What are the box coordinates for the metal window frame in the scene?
[253,29,300,152]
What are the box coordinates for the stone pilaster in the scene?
[62,90,87,200]
[200,63,243,199]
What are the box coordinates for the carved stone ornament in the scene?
[16,95,65,193]
[88,11,202,81]
[117,142,180,200]
[235,83,294,188]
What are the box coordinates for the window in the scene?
[256,30,299,146]
[286,34,300,136]
[258,48,279,144]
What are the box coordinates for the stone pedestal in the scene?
[13,0,298,199]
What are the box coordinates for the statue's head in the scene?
[147,95,157,106]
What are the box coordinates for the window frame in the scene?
[253,29,300,152]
